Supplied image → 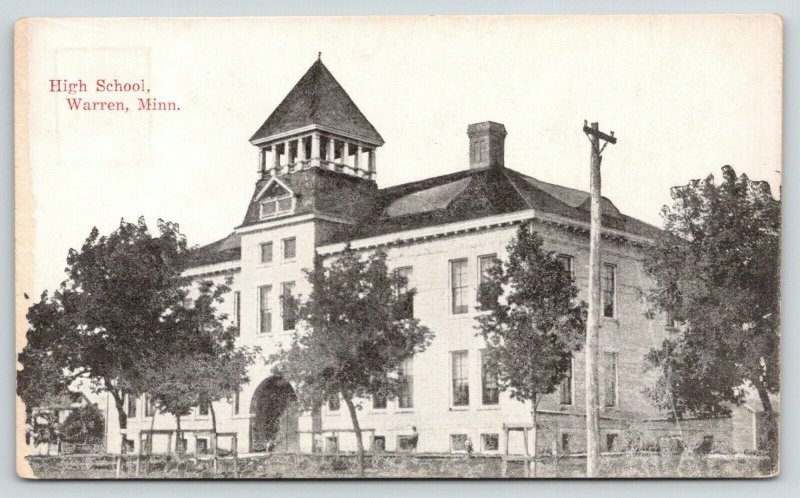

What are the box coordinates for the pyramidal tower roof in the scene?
[249,58,384,145]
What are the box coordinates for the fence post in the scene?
[552,441,559,478]
[522,428,530,478]
[233,434,239,478]
[115,455,122,478]
[212,433,218,477]
[501,427,510,478]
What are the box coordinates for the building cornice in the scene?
[181,261,241,279]
[317,209,654,256]
[235,211,355,235]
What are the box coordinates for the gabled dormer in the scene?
[249,57,384,182]
[253,177,295,220]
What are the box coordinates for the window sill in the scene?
[477,405,500,411]
[449,406,470,411]
[394,409,414,414]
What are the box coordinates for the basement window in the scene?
[481,433,499,452]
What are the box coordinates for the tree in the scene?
[17,294,76,415]
[142,279,257,455]
[643,166,780,420]
[476,223,586,476]
[60,404,105,444]
[269,248,434,476]
[17,217,190,452]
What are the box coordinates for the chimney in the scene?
[467,121,507,169]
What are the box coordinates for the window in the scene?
[398,435,417,452]
[326,436,338,453]
[282,237,296,260]
[665,308,675,328]
[281,282,296,331]
[373,392,387,410]
[606,433,618,452]
[451,351,469,406]
[394,267,414,319]
[699,435,714,454]
[259,242,273,264]
[560,356,573,405]
[144,393,155,418]
[258,285,272,334]
[450,434,469,452]
[328,394,340,412]
[398,358,414,409]
[478,254,498,286]
[604,352,618,408]
[557,254,574,280]
[480,350,499,405]
[196,438,209,455]
[602,263,616,317]
[127,394,138,419]
[198,401,210,417]
[561,433,571,454]
[372,436,386,452]
[450,259,469,314]
[233,291,241,335]
[481,433,499,452]
[233,391,240,415]
[259,194,293,219]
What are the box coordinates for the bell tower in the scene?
[248,56,384,182]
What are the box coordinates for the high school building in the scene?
[104,59,745,457]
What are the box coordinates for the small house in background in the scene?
[28,391,94,455]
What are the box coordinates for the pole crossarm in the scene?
[583,120,617,144]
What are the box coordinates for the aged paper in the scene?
[15,15,782,479]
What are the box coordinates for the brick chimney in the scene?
[467,121,507,169]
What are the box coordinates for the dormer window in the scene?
[255,178,295,220]
[260,194,293,219]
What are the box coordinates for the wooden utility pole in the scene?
[582,121,616,478]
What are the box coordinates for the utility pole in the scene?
[582,120,616,478]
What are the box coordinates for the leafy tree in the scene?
[142,279,257,455]
[60,404,105,444]
[17,217,190,452]
[476,223,585,475]
[17,294,76,415]
[643,166,780,419]
[269,248,434,475]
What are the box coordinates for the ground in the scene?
[25,452,775,479]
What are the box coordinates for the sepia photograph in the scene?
[14,14,782,479]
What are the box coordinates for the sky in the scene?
[21,15,782,295]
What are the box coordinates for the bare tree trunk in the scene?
[209,402,218,456]
[756,385,773,413]
[342,393,365,477]
[530,396,539,478]
[175,414,183,456]
[105,381,128,455]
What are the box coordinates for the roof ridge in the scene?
[379,168,485,195]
